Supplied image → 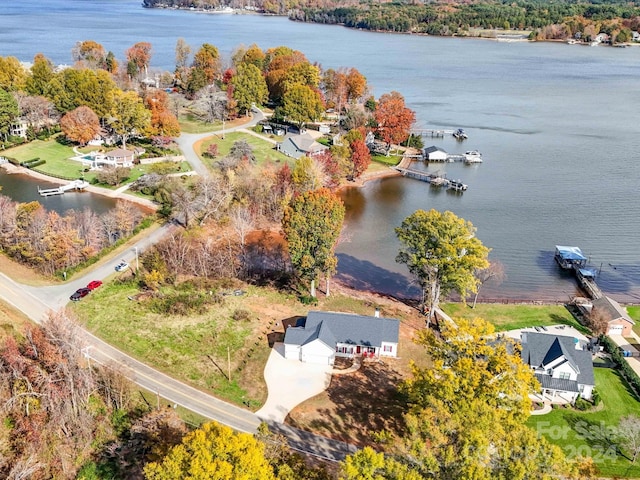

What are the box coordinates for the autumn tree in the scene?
[60,105,100,145]
[398,318,571,479]
[0,88,19,139]
[349,139,371,180]
[231,63,268,115]
[280,84,324,129]
[45,67,116,117]
[126,41,153,79]
[192,43,221,84]
[282,188,345,297]
[291,155,328,193]
[107,90,151,149]
[395,209,489,319]
[341,447,423,480]
[144,421,276,480]
[374,91,416,151]
[0,55,27,92]
[144,89,180,137]
[72,40,107,70]
[17,94,58,135]
[174,38,192,88]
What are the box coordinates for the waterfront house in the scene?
[277,132,328,159]
[283,311,399,365]
[578,296,635,336]
[521,332,595,402]
[423,145,448,161]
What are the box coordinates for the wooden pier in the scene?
[394,166,468,191]
[412,129,454,138]
[38,180,90,197]
[554,245,602,300]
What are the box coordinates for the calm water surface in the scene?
[1,1,639,301]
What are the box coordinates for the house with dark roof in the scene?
[521,332,595,402]
[578,296,635,337]
[423,145,448,161]
[277,132,328,160]
[283,311,399,365]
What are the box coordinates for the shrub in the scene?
[232,309,251,322]
[299,295,318,306]
[574,395,590,411]
[592,389,601,406]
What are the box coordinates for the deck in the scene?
[38,180,90,197]
[393,165,468,191]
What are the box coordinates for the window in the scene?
[383,345,393,352]
[559,372,571,380]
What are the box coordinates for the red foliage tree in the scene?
[350,139,371,179]
[126,41,152,77]
[374,91,416,147]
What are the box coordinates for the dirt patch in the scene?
[0,253,53,286]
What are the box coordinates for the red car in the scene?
[87,280,103,290]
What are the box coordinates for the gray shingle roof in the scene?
[424,146,446,154]
[535,373,580,393]
[521,332,595,387]
[284,311,400,348]
[592,296,635,325]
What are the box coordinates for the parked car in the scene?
[87,280,103,290]
[115,261,129,272]
[70,287,91,302]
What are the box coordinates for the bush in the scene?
[232,309,251,322]
[592,389,601,406]
[299,295,318,306]
[574,395,590,411]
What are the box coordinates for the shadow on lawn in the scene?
[290,361,408,448]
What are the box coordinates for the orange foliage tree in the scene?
[60,105,100,145]
[374,91,416,148]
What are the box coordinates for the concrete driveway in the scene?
[503,324,589,342]
[255,343,332,423]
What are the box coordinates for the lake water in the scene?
[1,0,640,302]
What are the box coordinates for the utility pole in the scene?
[227,345,231,382]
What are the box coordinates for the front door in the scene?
[356,346,361,355]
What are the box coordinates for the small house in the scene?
[423,145,448,161]
[283,311,400,365]
[578,296,635,337]
[521,332,595,402]
[277,133,328,160]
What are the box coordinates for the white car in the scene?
[115,261,129,272]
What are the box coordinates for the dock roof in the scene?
[555,245,587,262]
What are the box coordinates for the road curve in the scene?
[0,110,359,461]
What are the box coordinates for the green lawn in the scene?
[628,306,640,337]
[372,153,401,166]
[3,139,89,179]
[441,303,588,333]
[526,368,640,478]
[200,131,290,167]
[179,113,223,134]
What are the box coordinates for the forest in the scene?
[143,0,640,42]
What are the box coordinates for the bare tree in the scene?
[472,260,506,308]
[619,415,640,463]
[194,84,226,123]
[588,307,610,336]
[194,175,233,226]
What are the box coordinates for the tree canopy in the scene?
[143,421,276,480]
[395,209,489,317]
[282,188,345,297]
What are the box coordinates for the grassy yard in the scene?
[3,139,88,179]
[441,303,588,333]
[199,131,290,167]
[371,153,402,166]
[628,306,640,337]
[526,368,640,478]
[179,113,223,134]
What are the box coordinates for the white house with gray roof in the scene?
[283,311,400,365]
[521,332,595,402]
[277,132,328,160]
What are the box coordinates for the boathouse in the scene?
[554,245,588,270]
[423,145,448,161]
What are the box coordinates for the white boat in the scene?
[464,150,483,163]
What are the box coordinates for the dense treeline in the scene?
[0,195,144,275]
[143,0,640,41]
[291,1,640,39]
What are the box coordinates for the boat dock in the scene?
[412,129,454,138]
[554,245,603,299]
[394,166,468,192]
[38,179,90,197]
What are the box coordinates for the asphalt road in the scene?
[0,112,358,462]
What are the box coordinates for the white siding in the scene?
[552,362,578,381]
[380,342,397,358]
[300,340,334,365]
[283,343,301,360]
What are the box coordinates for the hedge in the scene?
[601,335,640,399]
[21,158,46,169]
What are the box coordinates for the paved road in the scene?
[0,111,359,461]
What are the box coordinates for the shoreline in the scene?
[0,163,158,213]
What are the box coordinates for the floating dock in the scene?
[38,180,90,197]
